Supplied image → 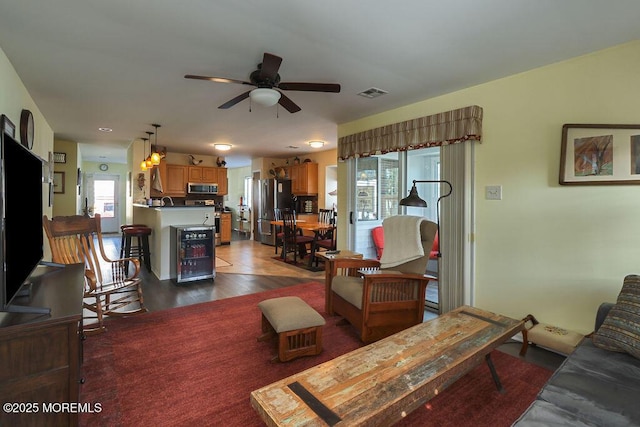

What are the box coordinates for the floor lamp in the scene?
[399,179,453,258]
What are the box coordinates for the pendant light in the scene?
[140,137,149,171]
[151,124,161,166]
[145,131,154,169]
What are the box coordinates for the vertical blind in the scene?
[338,105,483,160]
[439,142,469,313]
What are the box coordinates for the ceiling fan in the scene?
[185,52,341,113]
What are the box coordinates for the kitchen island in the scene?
[133,204,217,280]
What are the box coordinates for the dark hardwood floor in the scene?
[101,231,566,372]
[102,231,317,312]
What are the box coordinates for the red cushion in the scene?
[315,239,334,249]
[371,226,384,260]
[429,231,439,259]
[293,236,314,243]
[123,226,152,235]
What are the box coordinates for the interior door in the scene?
[86,173,120,233]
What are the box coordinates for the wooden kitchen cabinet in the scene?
[151,163,225,197]
[0,264,84,427]
[216,168,228,196]
[164,164,188,196]
[188,166,217,183]
[187,166,227,195]
[289,162,318,195]
[150,162,187,197]
[220,212,232,244]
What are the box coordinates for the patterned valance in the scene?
[338,105,483,160]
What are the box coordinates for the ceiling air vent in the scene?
[357,87,388,99]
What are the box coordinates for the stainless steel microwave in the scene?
[187,182,218,194]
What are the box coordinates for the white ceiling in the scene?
[1,1,639,167]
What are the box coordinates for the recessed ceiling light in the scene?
[214,143,232,151]
[98,127,113,132]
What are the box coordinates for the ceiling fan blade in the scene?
[185,74,253,86]
[218,91,251,109]
[259,53,282,82]
[277,92,302,113]
[277,82,341,93]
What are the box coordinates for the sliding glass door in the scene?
[351,148,441,257]
[350,147,442,310]
[352,152,400,259]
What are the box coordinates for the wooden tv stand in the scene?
[0,263,84,427]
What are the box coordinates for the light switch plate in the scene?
[485,185,502,200]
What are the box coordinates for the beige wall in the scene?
[51,138,80,217]
[338,41,640,334]
[0,46,54,259]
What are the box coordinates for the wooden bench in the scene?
[257,296,325,362]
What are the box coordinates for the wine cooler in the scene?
[170,225,216,284]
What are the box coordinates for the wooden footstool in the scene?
[257,296,325,362]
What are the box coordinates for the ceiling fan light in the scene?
[250,88,281,107]
[309,140,324,148]
[214,143,232,151]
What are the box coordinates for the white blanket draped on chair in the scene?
[379,215,425,269]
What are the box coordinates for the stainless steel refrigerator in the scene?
[258,178,293,245]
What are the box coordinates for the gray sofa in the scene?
[514,302,640,426]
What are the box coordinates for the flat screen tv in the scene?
[0,132,45,313]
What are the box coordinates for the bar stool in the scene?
[120,224,146,258]
[121,225,152,273]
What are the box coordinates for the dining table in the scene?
[270,219,335,269]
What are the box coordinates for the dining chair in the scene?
[273,208,284,255]
[280,210,314,264]
[312,209,337,266]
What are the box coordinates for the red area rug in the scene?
[80,282,551,426]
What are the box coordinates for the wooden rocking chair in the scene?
[43,214,147,335]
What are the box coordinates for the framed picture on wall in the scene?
[53,171,65,194]
[559,123,640,185]
[53,152,66,163]
[1,115,15,138]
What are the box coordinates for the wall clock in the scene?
[20,109,34,149]
[99,163,109,171]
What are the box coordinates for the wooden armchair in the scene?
[327,216,437,343]
[43,214,147,335]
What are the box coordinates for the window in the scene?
[405,147,440,222]
[355,153,400,222]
